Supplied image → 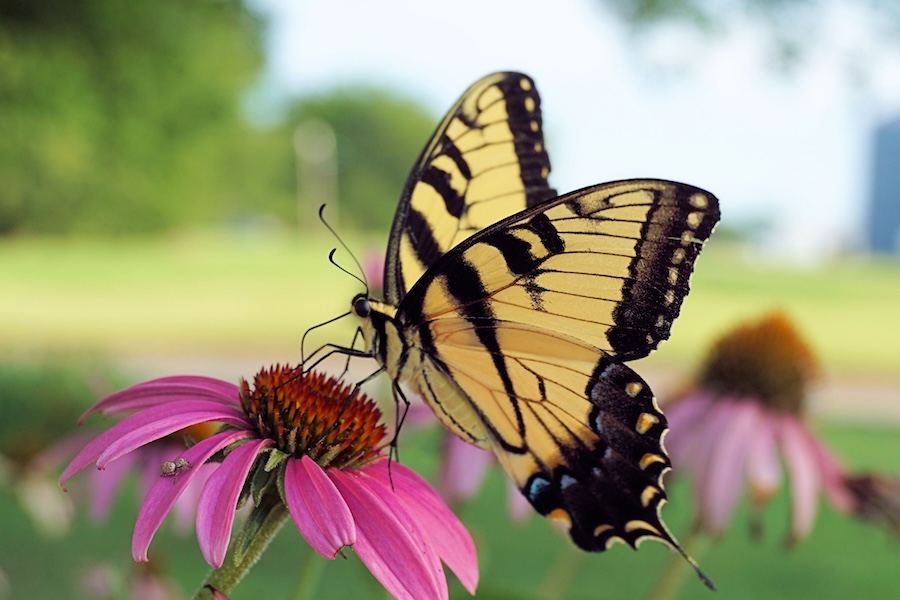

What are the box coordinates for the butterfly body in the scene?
[349,72,719,575]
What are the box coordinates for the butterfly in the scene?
[348,72,719,583]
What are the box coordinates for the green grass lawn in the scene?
[1,234,899,377]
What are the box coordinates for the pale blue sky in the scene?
[248,0,900,261]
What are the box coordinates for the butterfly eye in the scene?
[353,296,371,318]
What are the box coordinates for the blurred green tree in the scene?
[0,0,289,235]
[283,88,436,233]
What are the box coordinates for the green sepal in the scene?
[231,492,280,567]
[250,451,279,507]
[263,448,290,472]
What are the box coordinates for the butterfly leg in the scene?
[384,380,412,489]
[301,343,371,376]
[309,363,386,449]
[336,326,366,381]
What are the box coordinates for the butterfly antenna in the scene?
[319,204,369,293]
[327,248,367,291]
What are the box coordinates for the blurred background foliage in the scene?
[0,0,434,235]
[0,0,271,234]
[285,89,435,232]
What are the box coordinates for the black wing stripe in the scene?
[404,207,444,274]
[608,187,718,358]
[420,166,466,219]
[436,136,472,181]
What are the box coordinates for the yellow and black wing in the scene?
[403,179,719,360]
[422,319,677,553]
[384,72,556,305]
[396,179,719,568]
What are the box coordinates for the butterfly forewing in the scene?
[402,179,720,361]
[384,72,556,305]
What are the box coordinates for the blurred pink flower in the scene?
[438,431,533,521]
[666,312,900,542]
[61,365,478,600]
[80,561,186,600]
[2,419,216,540]
[362,248,385,295]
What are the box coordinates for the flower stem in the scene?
[290,547,327,600]
[192,503,290,600]
[646,533,711,600]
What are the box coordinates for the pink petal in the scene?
[133,430,253,562]
[779,416,822,541]
[506,478,533,522]
[664,391,718,468]
[31,430,98,474]
[95,401,249,468]
[60,401,248,489]
[87,451,137,521]
[284,456,355,558]
[196,438,272,568]
[81,376,240,422]
[700,401,761,534]
[204,585,231,600]
[663,390,713,442]
[362,249,385,292]
[438,434,492,505]
[403,399,440,428]
[366,461,479,594]
[678,399,741,497]
[136,445,170,500]
[801,425,855,513]
[329,468,447,600]
[746,410,783,498]
[171,464,216,532]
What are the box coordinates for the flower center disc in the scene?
[239,365,386,470]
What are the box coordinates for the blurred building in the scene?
[868,117,900,254]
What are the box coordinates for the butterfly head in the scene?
[350,293,400,367]
[352,294,371,320]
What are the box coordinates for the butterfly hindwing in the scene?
[384,72,556,304]
[405,318,678,550]
[522,354,674,552]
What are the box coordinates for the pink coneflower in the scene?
[60,365,478,600]
[665,312,900,542]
